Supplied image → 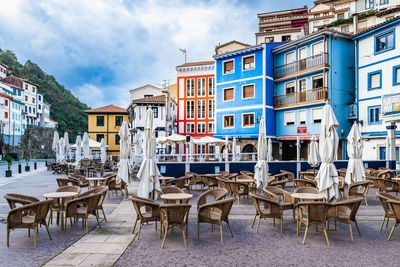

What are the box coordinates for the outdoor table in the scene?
[236,179,255,184]
[85,177,107,188]
[291,193,325,201]
[160,193,193,203]
[159,176,175,187]
[43,191,78,231]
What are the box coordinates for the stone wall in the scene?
[17,127,56,159]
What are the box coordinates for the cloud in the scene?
[0,0,314,108]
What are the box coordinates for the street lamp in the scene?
[255,112,262,124]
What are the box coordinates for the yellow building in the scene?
[166,83,177,102]
[86,104,129,157]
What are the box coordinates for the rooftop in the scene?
[0,76,24,89]
[85,104,127,113]
[176,61,214,68]
[257,6,308,16]
[131,94,166,103]
[353,16,400,39]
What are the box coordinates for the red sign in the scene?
[297,127,307,134]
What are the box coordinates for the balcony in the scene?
[274,87,328,108]
[274,53,329,79]
[381,95,400,122]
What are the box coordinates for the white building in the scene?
[0,63,7,79]
[23,81,37,126]
[129,84,164,102]
[37,93,44,126]
[353,17,400,162]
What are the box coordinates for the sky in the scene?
[0,0,314,108]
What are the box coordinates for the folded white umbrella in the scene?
[82,132,90,159]
[308,135,320,168]
[52,131,59,163]
[232,137,238,162]
[75,135,82,165]
[64,132,69,160]
[345,122,365,185]
[254,117,268,188]
[137,109,161,199]
[58,137,65,162]
[267,138,273,162]
[100,138,107,165]
[224,136,229,161]
[117,121,130,184]
[316,103,339,201]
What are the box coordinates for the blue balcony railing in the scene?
[274,53,329,78]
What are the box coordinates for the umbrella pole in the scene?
[313,167,316,178]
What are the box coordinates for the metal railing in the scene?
[274,53,329,78]
[382,95,400,114]
[274,87,328,107]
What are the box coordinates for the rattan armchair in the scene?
[79,186,108,221]
[293,187,319,194]
[6,200,52,248]
[347,180,370,206]
[160,204,191,248]
[376,192,399,231]
[166,175,191,192]
[129,196,161,239]
[297,201,330,246]
[197,188,229,209]
[106,177,128,200]
[240,170,254,177]
[376,178,400,194]
[249,192,283,234]
[263,186,295,223]
[47,186,81,226]
[294,179,317,188]
[387,199,400,240]
[197,198,234,243]
[217,177,232,195]
[326,198,362,241]
[68,174,90,189]
[56,178,80,187]
[228,180,249,205]
[3,193,39,209]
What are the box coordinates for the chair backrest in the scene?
[56,186,81,194]
[297,202,329,224]
[129,195,159,218]
[294,187,319,194]
[57,178,80,187]
[388,200,400,222]
[249,192,281,215]
[162,186,184,195]
[35,200,53,222]
[240,171,254,177]
[197,188,229,207]
[218,171,229,177]
[217,178,231,192]
[263,186,292,203]
[160,204,191,225]
[294,179,316,188]
[377,192,400,215]
[208,198,235,221]
[3,193,40,209]
[347,180,370,197]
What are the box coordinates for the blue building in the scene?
[214,42,282,154]
[353,18,400,162]
[272,29,355,160]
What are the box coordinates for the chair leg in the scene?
[85,216,88,234]
[226,220,234,237]
[28,229,30,238]
[34,226,37,248]
[297,219,299,236]
[137,223,142,240]
[219,224,223,243]
[364,196,368,207]
[354,220,361,237]
[251,214,257,228]
[386,217,390,228]
[161,228,167,248]
[197,219,200,239]
[349,223,354,241]
[273,218,275,227]
[256,216,261,234]
[132,218,138,234]
[388,223,397,241]
[160,221,162,239]
[95,213,102,229]
[101,208,107,222]
[379,216,386,231]
[6,225,10,247]
[280,218,283,234]
[322,225,330,246]
[302,226,309,245]
[44,223,52,240]
[182,229,187,248]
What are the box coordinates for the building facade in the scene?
[353,17,400,161]
[176,61,215,154]
[86,104,129,157]
[129,84,164,102]
[272,29,355,160]
[256,7,309,45]
[23,81,37,126]
[37,93,44,126]
[214,42,282,154]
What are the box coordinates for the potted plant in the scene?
[5,155,12,177]
[25,157,30,172]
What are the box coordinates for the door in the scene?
[298,47,307,70]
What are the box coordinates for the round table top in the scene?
[202,174,222,177]
[291,193,325,200]
[85,177,107,181]
[160,193,193,200]
[392,177,400,181]
[43,191,78,199]
[159,176,175,180]
[236,179,255,183]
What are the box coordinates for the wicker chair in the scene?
[68,174,90,189]
[249,192,283,234]
[347,180,370,206]
[297,201,330,246]
[279,170,295,182]
[217,178,232,195]
[161,187,186,204]
[387,199,400,240]
[376,178,400,194]
[3,194,39,209]
[228,180,249,205]
[79,187,109,221]
[160,204,191,248]
[64,192,102,233]
[6,200,52,248]
[106,177,128,200]
[377,170,395,179]
[197,198,234,243]
[47,186,81,225]
[129,196,161,239]
[197,188,229,209]
[56,178,80,187]
[294,179,317,188]
[326,198,362,241]
[294,187,319,194]
[376,192,399,231]
[240,170,254,177]
[166,175,191,192]
[225,173,239,180]
[263,186,295,223]
[218,171,229,177]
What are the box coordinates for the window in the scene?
[285,51,295,64]
[368,71,382,90]
[298,110,307,125]
[25,84,28,90]
[282,35,291,42]
[298,47,307,60]
[243,113,255,127]
[375,30,394,54]
[223,60,234,74]
[25,96,28,101]
[380,0,389,4]
[18,90,21,96]
[4,99,8,106]
[32,98,35,104]
[341,25,349,33]
[144,94,153,98]
[4,112,7,119]
[312,41,324,56]
[152,107,158,118]
[197,144,206,154]
[29,107,31,113]
[284,111,295,126]
[38,104,42,110]
[186,122,195,133]
[115,115,123,126]
[32,87,35,93]
[311,108,323,123]
[393,66,400,85]
[197,78,206,96]
[25,106,27,112]
[223,87,234,101]
[223,115,234,128]
[208,99,215,118]
[266,37,274,43]
[33,108,35,113]
[208,123,215,133]
[285,81,295,95]
[298,79,306,91]
[186,78,195,97]
[312,75,324,89]
[115,135,120,145]
[208,77,215,96]
[337,13,344,20]
[186,100,194,119]
[365,0,374,9]
[368,105,381,124]
[96,134,104,142]
[197,100,205,119]
[97,116,105,126]
[197,122,206,133]
[242,84,255,99]
[323,12,329,17]
[208,144,215,154]
[38,95,41,101]
[243,55,255,70]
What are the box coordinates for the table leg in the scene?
[61,198,65,231]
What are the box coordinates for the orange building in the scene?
[176,61,215,154]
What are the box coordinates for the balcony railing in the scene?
[274,87,328,107]
[382,95,400,114]
[274,53,329,78]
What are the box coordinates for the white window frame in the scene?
[197,122,206,133]
[312,41,324,56]
[298,78,307,91]
[197,77,206,97]
[242,83,255,99]
[298,109,307,125]
[312,74,324,89]
[208,99,215,119]
[186,100,195,119]
[186,78,195,97]
[242,112,255,128]
[242,54,255,71]
[285,81,296,95]
[285,51,296,64]
[197,100,206,119]
[208,122,215,133]
[223,114,235,129]
[222,59,235,75]
[284,111,295,126]
[298,47,307,60]
[186,122,195,133]
[311,107,323,124]
[223,87,235,102]
[208,77,215,96]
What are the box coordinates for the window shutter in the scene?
[224,88,234,100]
[284,111,295,124]
[243,85,254,98]
[298,110,306,123]
[225,61,233,71]
[312,108,322,121]
[244,56,254,65]
[370,73,380,88]
[312,42,324,56]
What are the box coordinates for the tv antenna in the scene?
[179,48,187,63]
